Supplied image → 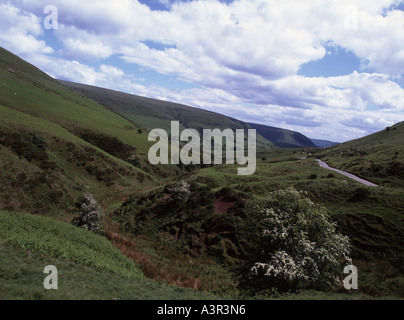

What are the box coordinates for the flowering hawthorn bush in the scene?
[246,187,351,293]
[72,193,103,233]
[168,181,192,203]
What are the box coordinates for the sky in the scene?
[1,0,404,142]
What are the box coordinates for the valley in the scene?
[0,47,403,300]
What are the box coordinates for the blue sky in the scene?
[1,0,404,142]
[298,46,362,78]
[138,0,237,11]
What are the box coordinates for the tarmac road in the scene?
[315,159,378,187]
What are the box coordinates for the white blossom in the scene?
[248,187,351,292]
[168,181,192,202]
[72,193,103,232]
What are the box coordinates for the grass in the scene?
[0,242,220,300]
[0,211,144,279]
[108,232,237,295]
[0,210,225,300]
[0,115,153,216]
[0,47,151,154]
[0,47,180,181]
[314,121,404,187]
[0,46,162,217]
[260,290,400,300]
[0,210,224,300]
[5,240,391,300]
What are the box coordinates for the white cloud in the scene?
[57,27,114,61]
[9,0,404,82]
[0,2,53,56]
[1,0,404,141]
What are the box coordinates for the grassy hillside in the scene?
[247,122,317,148]
[0,49,151,153]
[314,121,404,187]
[0,211,143,279]
[0,47,184,216]
[0,211,219,300]
[61,80,275,150]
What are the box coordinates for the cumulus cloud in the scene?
[57,27,114,61]
[1,0,404,141]
[0,2,53,56]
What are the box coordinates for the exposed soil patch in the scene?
[213,197,235,213]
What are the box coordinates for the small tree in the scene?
[72,193,103,233]
[27,132,47,150]
[168,181,192,203]
[127,154,142,168]
[243,187,351,293]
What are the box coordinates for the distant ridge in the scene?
[61,80,320,150]
[310,138,339,148]
[247,122,317,148]
[60,80,275,150]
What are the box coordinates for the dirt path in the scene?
[315,159,378,187]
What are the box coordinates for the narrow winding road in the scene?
[315,159,378,187]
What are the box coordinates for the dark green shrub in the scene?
[27,133,47,150]
[348,187,371,203]
[127,154,142,168]
[77,129,135,161]
[72,193,103,233]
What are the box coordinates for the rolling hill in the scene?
[247,122,317,148]
[0,46,171,216]
[60,80,275,150]
[61,80,318,150]
[314,121,404,187]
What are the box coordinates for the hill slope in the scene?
[61,80,275,150]
[314,121,404,187]
[0,210,219,300]
[62,80,323,150]
[0,47,170,215]
[247,122,317,148]
[0,48,154,154]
